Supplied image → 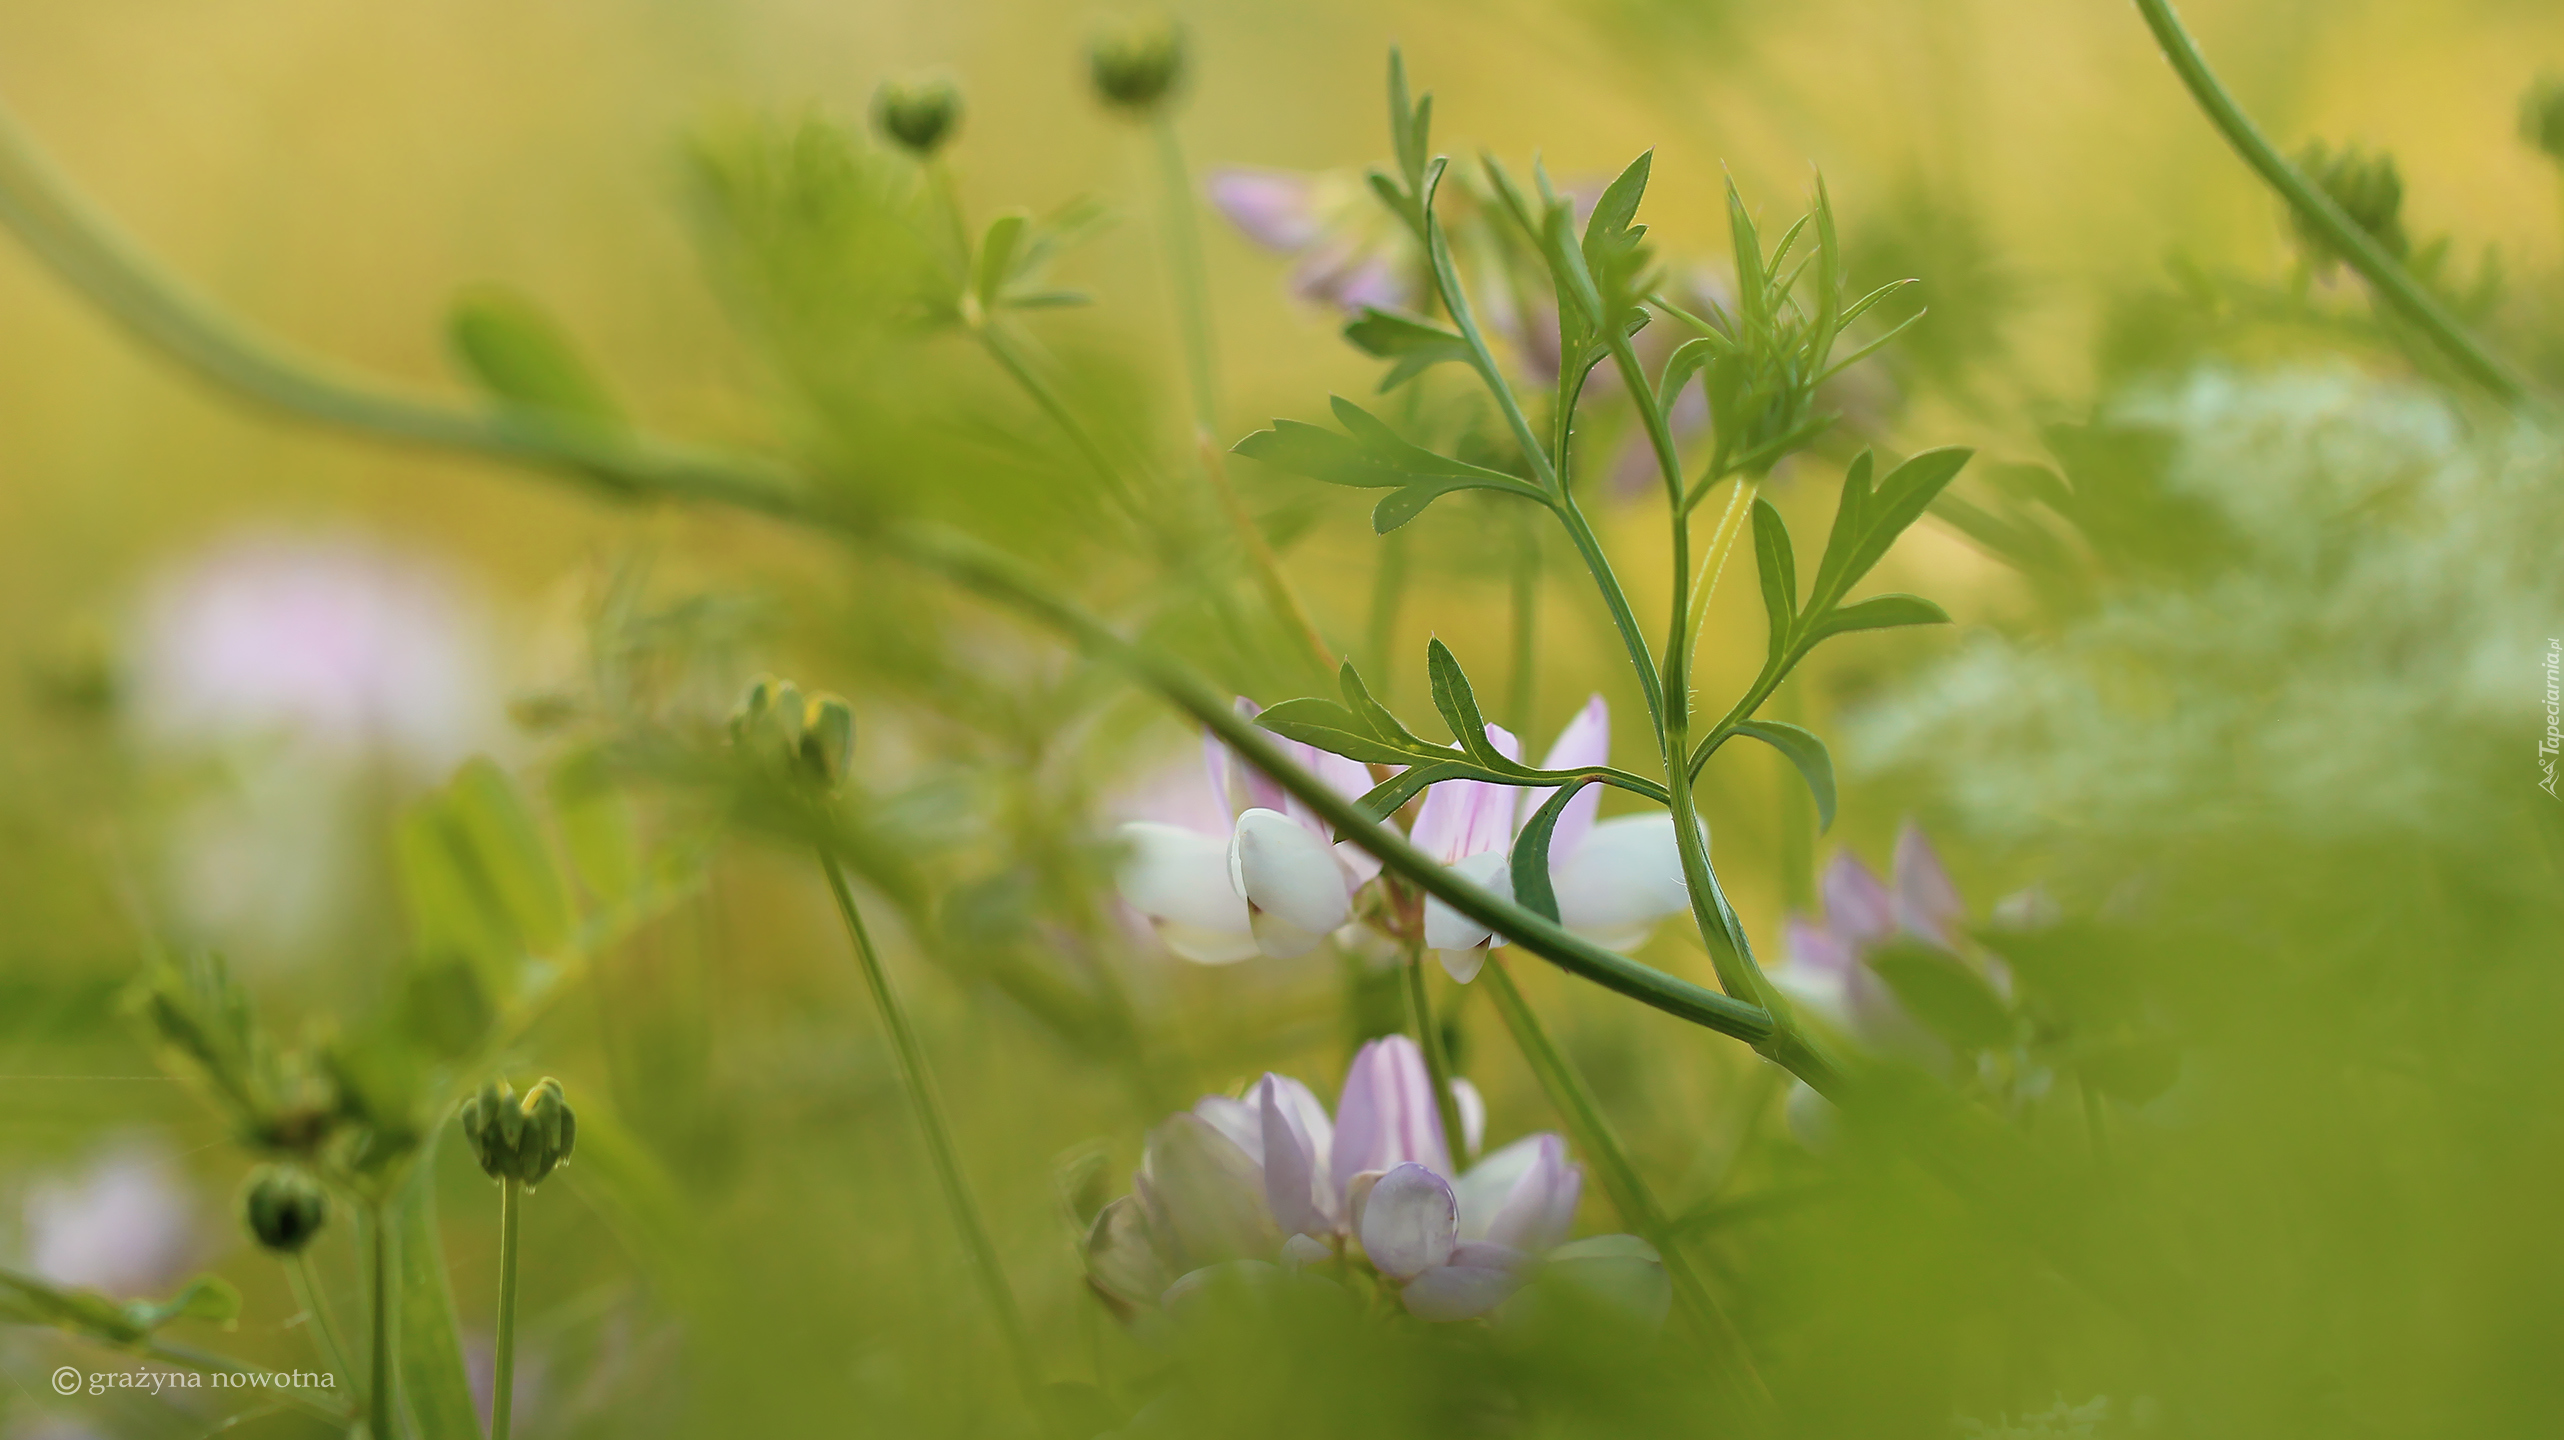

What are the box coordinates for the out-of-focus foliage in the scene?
[3,1,2563,1438]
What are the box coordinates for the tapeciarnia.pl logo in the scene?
[2541,638,2560,799]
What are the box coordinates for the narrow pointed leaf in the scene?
[1425,640,1504,763]
[1255,697,1432,766]
[447,289,622,424]
[1751,497,1797,668]
[1729,720,1836,832]
[395,1142,483,1440]
[1800,593,1950,647]
[1340,662,1429,748]
[1809,447,1974,610]
[972,213,1029,309]
[1509,780,1591,923]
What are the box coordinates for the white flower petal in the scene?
[1230,808,1352,937]
[1249,909,1328,959]
[1553,814,1699,949]
[1400,1249,1530,1322]
[1358,1163,1457,1281]
[1449,1077,1486,1163]
[1117,822,1254,960]
[1437,948,1487,984]
[1524,695,1610,863]
[1423,849,1512,953]
[1478,1134,1582,1255]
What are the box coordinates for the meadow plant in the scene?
[0,4,2558,1437]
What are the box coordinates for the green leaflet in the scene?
[1729,720,1836,832]
[1509,780,1592,924]
[446,288,622,425]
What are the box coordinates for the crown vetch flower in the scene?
[1083,1035,1662,1325]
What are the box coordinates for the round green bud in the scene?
[241,1165,329,1255]
[873,76,964,159]
[2523,74,2564,165]
[1088,17,1186,114]
[733,675,856,794]
[2291,140,2407,265]
[458,1076,577,1188]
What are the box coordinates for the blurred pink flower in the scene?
[126,530,496,777]
[21,1137,197,1298]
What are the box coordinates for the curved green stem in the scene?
[1398,935,1470,1165]
[490,1180,521,1440]
[1150,114,1220,439]
[817,848,1046,1412]
[366,1203,394,1440]
[2130,0,2539,408]
[284,1252,352,1394]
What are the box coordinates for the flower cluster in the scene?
[1113,697,1695,977]
[1084,1036,1665,1325]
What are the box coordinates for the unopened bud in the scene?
[459,1076,577,1188]
[2524,74,2564,165]
[799,692,856,792]
[873,76,964,159]
[1088,17,1186,115]
[2291,140,2407,266]
[241,1165,329,1255]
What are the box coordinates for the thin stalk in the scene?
[1365,526,1410,687]
[816,847,1047,1411]
[1775,679,1815,913]
[2129,0,2538,408]
[285,1252,352,1388]
[1505,512,1541,735]
[490,1180,521,1440]
[1399,935,1471,1164]
[1150,114,1220,438]
[1680,474,1759,678]
[1549,493,1667,743]
[974,322,1142,514]
[366,1203,394,1440]
[1479,958,1774,1415]
[1149,113,1335,677]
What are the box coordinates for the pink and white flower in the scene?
[1418,696,1699,983]
[1113,701,1378,963]
[1084,1035,1665,1325]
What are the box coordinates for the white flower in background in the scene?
[126,530,495,777]
[1113,701,1377,963]
[1085,1035,1666,1326]
[1419,697,1700,983]
[21,1137,197,1297]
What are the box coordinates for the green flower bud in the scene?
[2523,74,2564,165]
[798,692,856,793]
[873,76,964,159]
[240,1165,329,1255]
[1088,17,1186,115]
[459,1076,578,1188]
[2290,140,2408,267]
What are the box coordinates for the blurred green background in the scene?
[3,0,2563,1436]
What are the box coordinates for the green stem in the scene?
[285,1251,352,1390]
[816,848,1047,1411]
[367,1203,395,1440]
[1479,958,1773,1414]
[0,97,1808,1080]
[1549,493,1667,744]
[1150,114,1220,439]
[1399,936,1471,1164]
[974,322,1142,513]
[2129,0,2538,408]
[1505,512,1541,736]
[490,1181,521,1440]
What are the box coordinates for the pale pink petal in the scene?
[1552,814,1698,950]
[1476,1134,1582,1255]
[1135,1113,1283,1274]
[1278,1232,1333,1273]
[1358,1162,1457,1280]
[1409,725,1523,864]
[1331,1035,1451,1193]
[1207,168,1323,253]
[1192,1095,1264,1165]
[1257,1073,1338,1236]
[1523,696,1610,863]
[1400,1249,1531,1321]
[1822,851,1895,948]
[1891,820,1965,947]
[1453,1134,1541,1240]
